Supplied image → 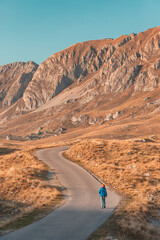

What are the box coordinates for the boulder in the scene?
[88,117,97,125]
[99,122,105,125]
[112,111,122,119]
[6,135,12,140]
[71,116,82,124]
[35,130,43,135]
[104,113,113,121]
[144,97,151,100]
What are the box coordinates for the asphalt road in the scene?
[1,146,120,240]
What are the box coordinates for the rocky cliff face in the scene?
[0,61,38,107]
[22,27,160,110]
[100,27,160,93]
[23,34,136,109]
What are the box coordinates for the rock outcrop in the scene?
[0,61,38,107]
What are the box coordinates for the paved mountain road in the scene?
[1,146,120,240]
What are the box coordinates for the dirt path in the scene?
[1,146,120,240]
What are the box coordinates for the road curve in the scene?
[1,146,120,240]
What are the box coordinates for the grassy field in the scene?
[0,142,63,236]
[0,137,159,239]
[64,138,160,240]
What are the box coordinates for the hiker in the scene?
[99,184,107,209]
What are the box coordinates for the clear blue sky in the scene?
[0,0,160,66]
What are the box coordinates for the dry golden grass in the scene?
[65,138,160,240]
[0,137,159,239]
[0,143,61,233]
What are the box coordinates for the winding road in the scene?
[1,146,120,240]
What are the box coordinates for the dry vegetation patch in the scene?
[0,144,61,235]
[65,138,160,240]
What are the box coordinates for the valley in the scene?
[0,26,160,239]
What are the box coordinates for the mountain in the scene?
[0,61,38,109]
[22,27,160,110]
[0,27,160,140]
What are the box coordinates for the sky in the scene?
[0,0,160,66]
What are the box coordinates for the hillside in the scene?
[0,61,38,109]
[0,27,160,141]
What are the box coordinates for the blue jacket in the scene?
[99,187,107,197]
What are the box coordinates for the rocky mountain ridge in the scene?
[22,27,160,111]
[0,27,160,140]
[0,61,38,109]
[0,27,159,113]
[23,33,136,110]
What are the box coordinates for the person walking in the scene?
[99,184,107,209]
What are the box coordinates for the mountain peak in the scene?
[21,27,160,111]
[0,27,160,140]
